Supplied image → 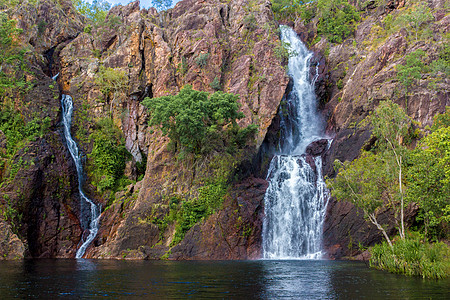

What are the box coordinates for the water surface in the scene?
[0,260,448,299]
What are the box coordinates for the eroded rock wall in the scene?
[305,0,449,258]
[55,0,288,259]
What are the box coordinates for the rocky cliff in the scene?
[1,0,288,259]
[0,0,448,260]
[303,0,449,258]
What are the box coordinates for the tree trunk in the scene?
[368,212,394,249]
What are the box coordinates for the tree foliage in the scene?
[95,66,128,101]
[0,13,27,102]
[398,2,434,41]
[142,85,257,155]
[396,49,425,94]
[88,117,130,192]
[327,151,396,247]
[327,101,413,246]
[72,0,111,24]
[406,109,450,239]
[316,0,360,43]
[270,0,360,43]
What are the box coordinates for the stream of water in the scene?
[61,94,100,258]
[262,26,328,259]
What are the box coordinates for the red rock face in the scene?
[52,0,289,259]
[310,1,449,258]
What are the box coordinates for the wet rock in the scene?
[305,139,328,157]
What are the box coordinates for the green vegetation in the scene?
[72,0,111,24]
[270,0,360,43]
[153,154,235,246]
[371,233,449,279]
[397,2,433,42]
[142,85,257,155]
[406,108,450,240]
[328,101,412,246]
[195,53,209,68]
[316,0,360,43]
[396,49,425,94]
[327,102,450,278]
[88,117,130,192]
[270,0,311,21]
[210,76,221,91]
[94,66,128,108]
[274,41,297,64]
[0,13,28,102]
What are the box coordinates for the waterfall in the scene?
[262,26,329,259]
[61,94,100,259]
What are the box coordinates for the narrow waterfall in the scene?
[61,94,100,258]
[262,26,329,259]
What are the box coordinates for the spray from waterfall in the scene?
[262,26,329,259]
[61,94,100,258]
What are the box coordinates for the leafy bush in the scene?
[0,108,51,157]
[209,76,221,91]
[72,0,111,24]
[270,0,313,21]
[397,49,425,93]
[195,53,209,68]
[406,108,450,239]
[316,0,360,43]
[142,85,257,155]
[88,117,130,192]
[274,41,297,64]
[95,66,128,102]
[370,233,450,279]
[0,13,27,102]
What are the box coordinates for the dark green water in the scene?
[0,260,448,299]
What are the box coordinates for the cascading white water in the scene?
[262,26,329,259]
[61,94,100,259]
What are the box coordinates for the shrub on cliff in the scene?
[72,0,110,24]
[316,0,360,43]
[142,85,257,155]
[88,117,130,192]
[0,13,28,103]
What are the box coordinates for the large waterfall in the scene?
[262,26,329,259]
[61,94,100,258]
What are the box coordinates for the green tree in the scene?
[406,108,450,239]
[73,0,111,24]
[88,117,130,192]
[94,66,128,111]
[316,0,360,43]
[142,85,256,154]
[399,2,433,41]
[327,101,412,246]
[327,152,396,248]
[369,100,412,239]
[396,49,425,95]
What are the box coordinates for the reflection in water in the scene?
[0,260,448,299]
